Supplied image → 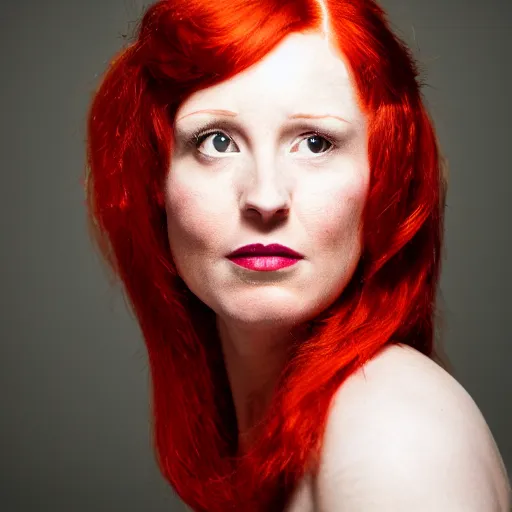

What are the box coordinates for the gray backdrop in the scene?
[1,0,510,510]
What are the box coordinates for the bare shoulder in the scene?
[315,343,511,511]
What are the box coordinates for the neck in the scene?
[216,316,299,445]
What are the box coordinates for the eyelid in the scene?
[183,120,342,156]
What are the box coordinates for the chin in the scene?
[217,298,321,330]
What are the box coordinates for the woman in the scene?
[85,0,510,510]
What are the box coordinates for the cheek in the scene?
[304,174,368,251]
[165,180,208,252]
[165,174,228,252]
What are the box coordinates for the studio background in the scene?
[1,0,510,510]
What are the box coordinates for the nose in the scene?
[240,166,291,225]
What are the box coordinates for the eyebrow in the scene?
[176,109,351,125]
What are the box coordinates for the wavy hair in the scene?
[84,0,450,510]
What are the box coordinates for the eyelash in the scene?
[185,124,339,158]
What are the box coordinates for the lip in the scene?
[227,243,304,259]
[228,255,300,271]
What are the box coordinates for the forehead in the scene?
[175,32,363,124]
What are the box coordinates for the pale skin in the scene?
[166,32,511,510]
[167,32,369,443]
[283,343,511,511]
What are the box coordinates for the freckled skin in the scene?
[166,32,369,330]
[165,32,370,435]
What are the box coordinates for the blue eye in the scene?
[193,131,238,154]
[186,128,336,158]
[294,135,333,155]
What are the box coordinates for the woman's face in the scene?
[165,32,369,331]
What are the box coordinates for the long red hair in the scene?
[84,0,450,509]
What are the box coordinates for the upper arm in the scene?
[315,363,510,511]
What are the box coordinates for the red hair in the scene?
[84,0,450,509]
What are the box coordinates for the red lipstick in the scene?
[226,243,304,271]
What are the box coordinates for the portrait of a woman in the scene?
[84,0,511,510]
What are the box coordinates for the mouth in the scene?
[226,243,304,259]
[227,255,300,271]
[226,244,304,272]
